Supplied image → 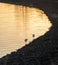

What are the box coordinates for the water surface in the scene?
[0,3,52,57]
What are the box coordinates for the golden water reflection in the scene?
[0,3,52,57]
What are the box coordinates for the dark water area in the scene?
[0,0,58,65]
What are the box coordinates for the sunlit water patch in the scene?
[0,3,52,57]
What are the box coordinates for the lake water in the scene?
[0,3,52,57]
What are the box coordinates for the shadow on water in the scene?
[0,0,58,65]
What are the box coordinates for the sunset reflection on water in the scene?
[0,3,52,57]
